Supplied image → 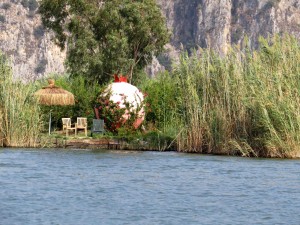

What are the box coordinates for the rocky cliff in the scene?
[0,0,65,81]
[158,0,300,54]
[1,0,300,80]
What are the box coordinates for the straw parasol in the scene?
[35,79,75,134]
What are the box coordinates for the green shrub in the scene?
[141,71,181,139]
[37,75,100,131]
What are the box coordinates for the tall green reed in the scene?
[173,34,300,158]
[142,72,181,136]
[0,51,43,147]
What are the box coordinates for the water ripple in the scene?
[0,148,300,225]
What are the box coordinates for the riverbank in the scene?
[40,130,176,152]
[49,137,153,151]
[2,132,299,158]
[38,134,300,158]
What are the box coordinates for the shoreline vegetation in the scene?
[1,35,300,158]
[0,53,43,147]
[174,35,300,158]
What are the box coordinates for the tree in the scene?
[39,0,169,83]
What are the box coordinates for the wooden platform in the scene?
[63,138,121,150]
[45,134,175,151]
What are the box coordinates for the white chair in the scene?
[62,118,76,136]
[76,117,87,136]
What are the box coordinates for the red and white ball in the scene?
[104,78,145,129]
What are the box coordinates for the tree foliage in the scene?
[39,0,169,83]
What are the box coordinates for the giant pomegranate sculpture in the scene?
[94,75,145,132]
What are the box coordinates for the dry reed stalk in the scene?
[0,51,43,147]
[173,35,300,158]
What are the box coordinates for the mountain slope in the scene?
[1,0,300,80]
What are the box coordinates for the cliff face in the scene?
[157,0,300,54]
[0,0,65,81]
[1,0,300,80]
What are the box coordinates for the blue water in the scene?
[0,148,300,225]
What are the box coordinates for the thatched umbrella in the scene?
[35,79,75,135]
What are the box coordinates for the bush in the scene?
[115,129,175,151]
[141,71,180,138]
[37,75,100,131]
[94,92,125,133]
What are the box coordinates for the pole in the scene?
[49,110,52,135]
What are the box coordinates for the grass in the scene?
[2,34,300,158]
[0,51,44,147]
[171,34,300,158]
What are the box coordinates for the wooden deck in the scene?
[44,134,175,151]
[63,138,121,150]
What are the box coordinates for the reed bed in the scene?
[0,52,43,147]
[141,72,182,150]
[173,35,300,158]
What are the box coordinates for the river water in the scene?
[0,148,300,225]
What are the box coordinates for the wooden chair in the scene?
[76,117,88,136]
[62,118,76,136]
[91,119,105,137]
